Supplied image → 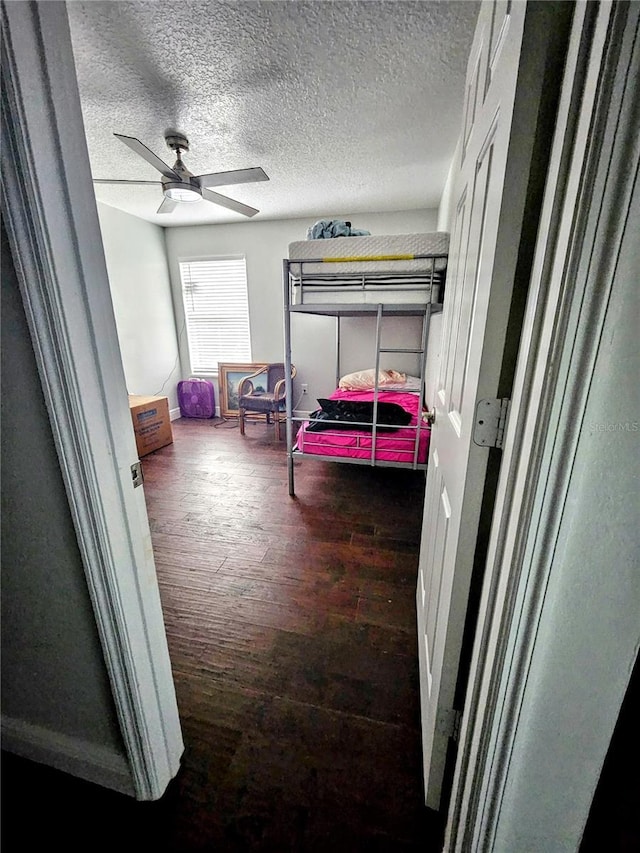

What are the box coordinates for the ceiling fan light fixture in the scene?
[164,185,201,203]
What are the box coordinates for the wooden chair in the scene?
[238,363,297,440]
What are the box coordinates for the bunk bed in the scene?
[283,232,448,496]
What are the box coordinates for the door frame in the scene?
[3,0,636,832]
[1,1,183,799]
[445,1,638,848]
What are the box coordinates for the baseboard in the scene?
[171,406,224,419]
[1,715,135,797]
[174,406,303,423]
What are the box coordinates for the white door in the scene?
[416,0,566,808]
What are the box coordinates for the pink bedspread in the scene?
[295,388,430,464]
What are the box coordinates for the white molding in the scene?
[170,407,182,421]
[445,2,638,848]
[1,2,183,799]
[1,716,134,796]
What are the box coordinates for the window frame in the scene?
[177,254,252,375]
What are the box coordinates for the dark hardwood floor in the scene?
[2,416,444,852]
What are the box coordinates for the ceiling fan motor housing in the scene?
[162,148,202,201]
[165,133,190,154]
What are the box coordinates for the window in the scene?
[179,257,251,373]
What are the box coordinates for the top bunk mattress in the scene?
[287,232,449,306]
[288,232,449,275]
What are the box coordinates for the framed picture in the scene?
[218,363,269,418]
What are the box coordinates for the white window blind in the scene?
[179,257,251,373]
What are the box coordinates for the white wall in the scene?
[437,140,459,233]
[164,209,438,409]
[97,203,181,412]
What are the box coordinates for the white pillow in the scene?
[338,368,406,391]
[383,374,422,391]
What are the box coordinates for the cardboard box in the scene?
[128,395,173,458]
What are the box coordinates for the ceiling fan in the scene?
[93,131,269,217]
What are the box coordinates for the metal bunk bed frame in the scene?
[282,252,446,497]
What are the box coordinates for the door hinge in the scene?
[437,707,462,742]
[131,461,144,488]
[473,398,511,449]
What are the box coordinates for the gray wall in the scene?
[0,223,128,769]
[97,202,181,412]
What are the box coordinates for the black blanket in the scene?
[306,398,412,433]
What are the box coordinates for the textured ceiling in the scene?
[67,1,479,227]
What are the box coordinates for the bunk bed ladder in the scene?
[283,259,295,497]
[372,301,432,468]
[370,305,384,465]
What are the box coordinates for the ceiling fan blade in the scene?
[114,134,179,180]
[202,187,259,217]
[195,167,269,189]
[157,196,178,214]
[93,179,162,186]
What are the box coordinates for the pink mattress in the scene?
[295,389,430,464]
